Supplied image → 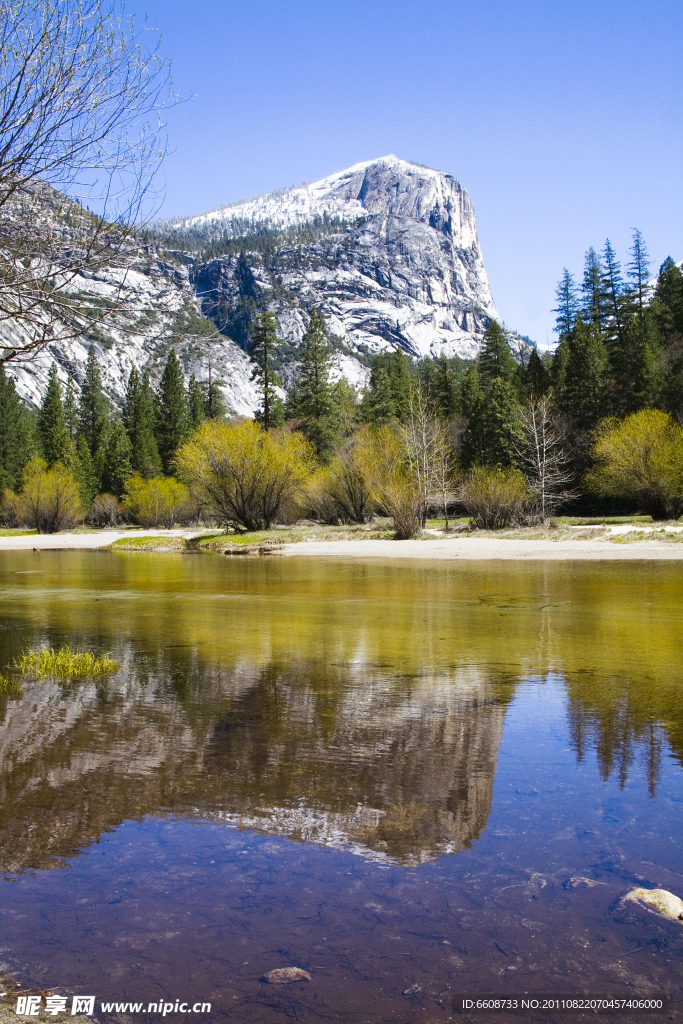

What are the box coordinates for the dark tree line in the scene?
[0,347,226,506]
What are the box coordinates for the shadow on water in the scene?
[0,552,682,1020]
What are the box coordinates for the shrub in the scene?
[175,419,315,531]
[460,466,530,529]
[89,493,125,527]
[585,409,683,520]
[306,429,374,524]
[0,488,21,527]
[122,474,190,528]
[355,425,422,539]
[16,458,83,533]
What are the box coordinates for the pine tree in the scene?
[78,345,108,459]
[250,312,284,430]
[601,238,625,350]
[203,360,227,419]
[38,364,71,467]
[0,363,32,491]
[123,367,161,478]
[286,308,336,459]
[554,316,608,432]
[432,355,459,419]
[364,365,396,424]
[626,229,651,316]
[64,377,79,441]
[611,313,659,415]
[477,321,517,385]
[100,421,133,497]
[188,374,206,430]
[75,435,98,508]
[581,248,607,330]
[155,350,190,472]
[651,257,683,340]
[526,348,550,398]
[462,376,521,469]
[553,269,580,337]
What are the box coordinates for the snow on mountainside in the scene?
[162,155,500,366]
[4,156,501,412]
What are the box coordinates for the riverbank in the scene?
[1,523,683,558]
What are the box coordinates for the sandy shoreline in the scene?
[1,529,683,559]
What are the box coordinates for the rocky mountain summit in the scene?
[165,155,500,375]
[4,156,502,412]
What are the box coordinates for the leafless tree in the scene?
[517,398,578,521]
[0,0,174,363]
[401,385,456,526]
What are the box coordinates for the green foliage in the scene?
[416,354,464,418]
[585,409,683,520]
[477,321,517,385]
[286,308,337,460]
[155,350,191,472]
[175,418,315,532]
[78,345,108,459]
[123,473,190,528]
[123,367,161,478]
[64,377,79,441]
[461,367,522,469]
[581,247,607,330]
[188,373,206,429]
[554,316,608,432]
[460,466,530,529]
[250,312,284,430]
[14,457,83,532]
[0,362,33,491]
[363,349,412,424]
[100,421,133,497]
[0,672,22,697]
[38,364,71,467]
[15,646,119,678]
[553,268,580,337]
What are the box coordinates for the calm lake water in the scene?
[0,551,682,1022]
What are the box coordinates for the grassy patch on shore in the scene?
[111,535,187,551]
[190,521,396,553]
[15,646,119,678]
[0,528,36,536]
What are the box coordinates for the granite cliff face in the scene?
[4,157,499,411]
[177,156,499,375]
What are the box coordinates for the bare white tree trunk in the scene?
[517,398,578,521]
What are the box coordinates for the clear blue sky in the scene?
[129,0,683,347]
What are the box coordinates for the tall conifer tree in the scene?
[123,367,161,477]
[155,350,190,473]
[554,316,608,432]
[78,345,108,459]
[286,308,336,458]
[250,313,284,430]
[0,364,31,491]
[553,269,580,337]
[477,321,517,385]
[64,377,78,441]
[626,229,651,316]
[581,248,607,330]
[100,421,133,496]
[38,364,71,467]
[601,238,625,351]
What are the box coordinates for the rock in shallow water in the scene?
[262,968,312,985]
[619,887,683,921]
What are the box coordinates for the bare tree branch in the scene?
[516,397,579,521]
[0,0,175,362]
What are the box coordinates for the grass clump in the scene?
[15,646,119,678]
[0,673,22,696]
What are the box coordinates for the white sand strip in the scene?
[281,537,683,560]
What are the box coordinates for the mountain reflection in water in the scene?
[0,552,681,874]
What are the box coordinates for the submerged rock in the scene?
[262,967,311,985]
[619,887,683,922]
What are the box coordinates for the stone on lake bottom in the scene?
[620,888,683,922]
[263,967,312,984]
